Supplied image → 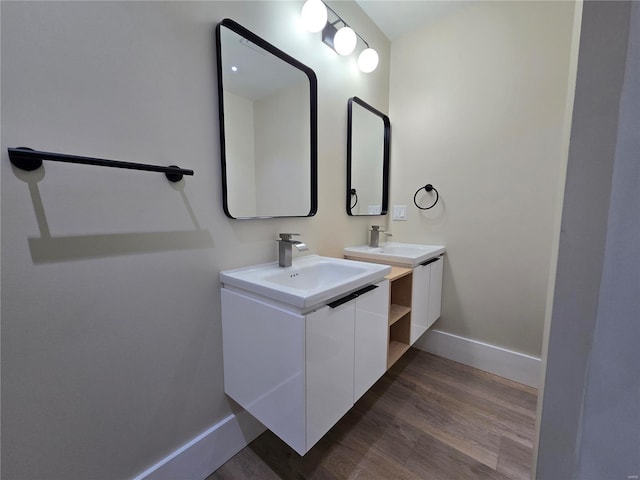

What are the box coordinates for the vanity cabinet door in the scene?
[410,263,431,344]
[305,302,355,450]
[354,280,389,401]
[221,289,306,454]
[427,257,443,327]
[410,256,444,344]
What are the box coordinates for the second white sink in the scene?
[344,242,445,267]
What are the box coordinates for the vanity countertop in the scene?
[344,242,445,268]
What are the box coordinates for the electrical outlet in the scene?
[393,205,407,221]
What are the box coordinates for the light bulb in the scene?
[300,0,328,33]
[357,48,379,73]
[333,26,357,56]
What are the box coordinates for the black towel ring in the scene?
[413,184,439,210]
[350,188,358,210]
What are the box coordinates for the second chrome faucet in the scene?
[277,233,308,267]
[369,225,392,248]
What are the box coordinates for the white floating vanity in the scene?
[344,242,446,349]
[220,255,391,455]
[219,245,445,455]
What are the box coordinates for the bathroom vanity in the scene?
[220,255,391,455]
[344,242,446,348]
[219,246,444,455]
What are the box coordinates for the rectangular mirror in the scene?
[346,97,390,216]
[216,19,318,219]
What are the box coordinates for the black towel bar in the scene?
[8,147,194,183]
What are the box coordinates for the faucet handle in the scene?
[278,233,301,241]
[371,225,386,232]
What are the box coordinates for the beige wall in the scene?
[0,1,584,478]
[0,1,389,478]
[388,1,577,356]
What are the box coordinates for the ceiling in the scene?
[355,1,471,40]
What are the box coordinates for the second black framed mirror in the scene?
[346,96,390,216]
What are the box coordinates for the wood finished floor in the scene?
[209,349,538,480]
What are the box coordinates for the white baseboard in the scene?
[413,329,542,388]
[132,409,265,480]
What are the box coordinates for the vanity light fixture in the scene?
[300,0,328,32]
[332,25,357,55]
[300,0,379,73]
[357,47,379,73]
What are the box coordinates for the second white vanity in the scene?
[344,241,446,354]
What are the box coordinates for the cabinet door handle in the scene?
[420,256,441,267]
[327,284,379,309]
[352,284,378,297]
[328,292,358,309]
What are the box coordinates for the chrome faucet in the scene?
[369,225,392,248]
[277,233,308,267]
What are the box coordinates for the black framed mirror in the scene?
[346,97,390,216]
[216,19,318,219]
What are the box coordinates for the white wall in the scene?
[224,92,257,216]
[388,1,576,357]
[254,81,310,216]
[0,1,390,478]
[535,2,640,478]
[351,104,385,214]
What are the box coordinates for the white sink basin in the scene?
[220,255,391,310]
[344,242,445,267]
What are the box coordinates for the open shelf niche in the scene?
[386,266,413,369]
